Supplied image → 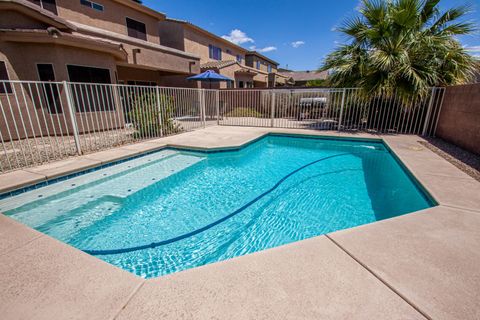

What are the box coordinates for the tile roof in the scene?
[200,60,237,69]
[234,68,258,75]
[281,70,329,82]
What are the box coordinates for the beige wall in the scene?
[117,66,160,84]
[0,42,122,139]
[245,55,277,74]
[158,20,185,51]
[0,9,48,29]
[435,83,480,155]
[184,28,246,64]
[0,42,117,82]
[117,41,199,75]
[56,0,162,45]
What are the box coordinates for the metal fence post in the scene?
[197,89,206,128]
[156,86,164,137]
[270,91,276,127]
[432,87,446,137]
[63,81,82,155]
[421,87,436,136]
[337,88,346,131]
[215,90,220,125]
[202,89,207,128]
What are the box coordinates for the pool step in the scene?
[1,151,205,227]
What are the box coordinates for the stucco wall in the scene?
[56,0,162,45]
[245,55,277,74]
[0,10,48,29]
[0,42,122,139]
[158,20,185,51]
[0,42,117,82]
[183,28,246,64]
[435,83,480,155]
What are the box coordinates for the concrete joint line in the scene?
[440,204,480,214]
[325,234,433,320]
[0,233,45,258]
[112,279,146,320]
[21,170,48,180]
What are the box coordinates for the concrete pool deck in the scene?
[0,126,479,320]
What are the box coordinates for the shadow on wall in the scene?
[435,83,480,155]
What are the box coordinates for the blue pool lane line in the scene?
[83,152,351,256]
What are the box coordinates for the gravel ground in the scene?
[0,120,209,173]
[419,137,480,182]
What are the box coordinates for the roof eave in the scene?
[0,29,127,60]
[0,0,77,31]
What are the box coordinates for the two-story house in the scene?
[0,0,201,86]
[0,0,202,140]
[158,18,291,89]
[245,51,291,87]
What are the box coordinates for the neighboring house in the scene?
[159,18,291,89]
[245,51,292,87]
[0,0,201,85]
[279,69,329,87]
[0,0,202,140]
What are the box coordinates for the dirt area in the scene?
[419,137,480,182]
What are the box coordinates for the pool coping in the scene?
[0,131,438,208]
[1,126,479,320]
[0,132,388,197]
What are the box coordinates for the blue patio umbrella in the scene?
[187,70,233,89]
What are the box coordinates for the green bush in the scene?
[128,92,182,138]
[225,107,264,118]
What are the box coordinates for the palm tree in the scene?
[321,0,477,99]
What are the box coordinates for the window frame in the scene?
[36,63,63,114]
[0,61,12,94]
[80,0,104,12]
[126,80,157,87]
[28,0,58,15]
[208,44,222,61]
[125,17,147,41]
[66,64,114,113]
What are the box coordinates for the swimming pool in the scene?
[1,135,434,278]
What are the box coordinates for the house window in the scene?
[236,55,243,63]
[37,64,62,113]
[80,0,104,11]
[0,61,12,94]
[256,61,260,70]
[268,65,272,73]
[126,17,147,41]
[127,80,157,87]
[67,65,114,112]
[27,0,58,15]
[208,45,222,60]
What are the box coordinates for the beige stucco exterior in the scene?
[158,18,292,88]
[0,0,201,139]
[0,0,201,85]
[245,52,278,74]
[0,0,291,139]
[56,0,164,45]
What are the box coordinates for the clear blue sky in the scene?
[143,0,480,71]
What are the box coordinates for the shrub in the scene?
[128,92,182,138]
[225,107,264,118]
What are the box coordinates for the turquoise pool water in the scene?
[1,135,433,278]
